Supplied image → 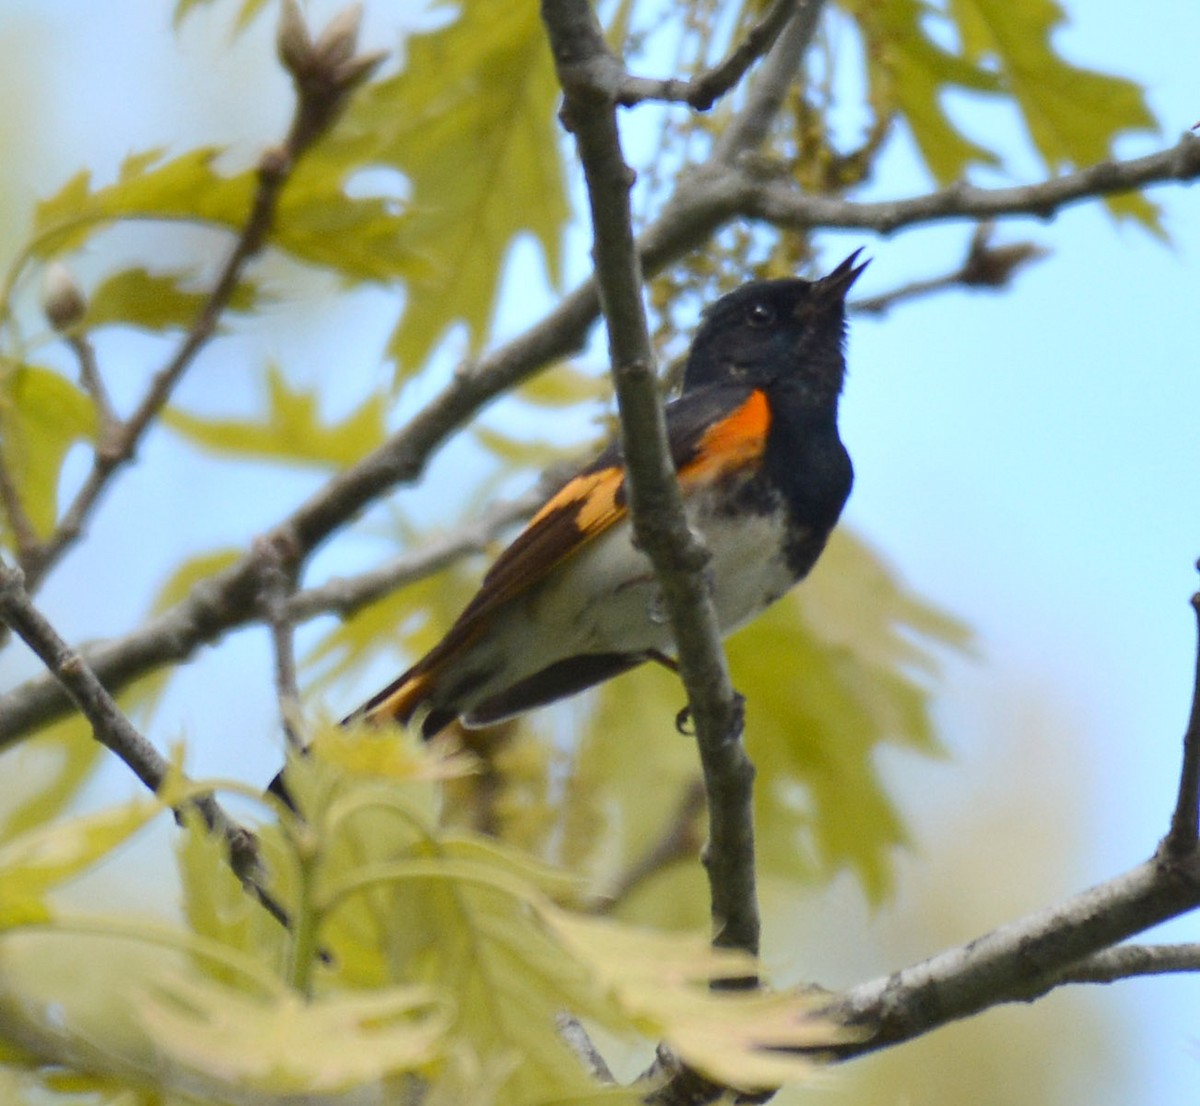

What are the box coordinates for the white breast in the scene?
[516,484,799,657]
[441,481,806,717]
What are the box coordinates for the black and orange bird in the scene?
[352,251,867,738]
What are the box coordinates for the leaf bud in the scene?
[42,262,87,332]
[313,4,363,73]
[276,0,315,78]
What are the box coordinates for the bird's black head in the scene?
[681,250,868,401]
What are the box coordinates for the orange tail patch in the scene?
[351,670,434,728]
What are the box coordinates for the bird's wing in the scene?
[352,383,768,725]
[459,383,769,626]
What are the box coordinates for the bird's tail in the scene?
[344,665,435,730]
[268,665,439,810]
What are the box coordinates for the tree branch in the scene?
[819,851,1200,1059]
[66,329,118,438]
[811,586,1200,1058]
[542,0,761,967]
[283,490,541,622]
[17,5,385,597]
[589,779,706,914]
[256,532,305,753]
[740,131,1200,233]
[616,0,801,111]
[0,446,38,567]
[0,558,169,794]
[852,224,1049,317]
[1057,941,1200,985]
[1161,573,1200,856]
[712,0,826,164]
[0,553,290,929]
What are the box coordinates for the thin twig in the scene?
[1056,942,1200,985]
[18,15,384,598]
[0,557,167,792]
[712,0,826,163]
[0,552,292,928]
[556,1014,617,1084]
[617,0,800,111]
[256,532,305,753]
[0,445,38,566]
[1161,572,1200,856]
[852,226,1049,316]
[283,490,541,622]
[66,331,118,433]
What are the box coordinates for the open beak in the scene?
[816,248,870,301]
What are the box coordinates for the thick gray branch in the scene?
[541,0,760,961]
[820,852,1200,1058]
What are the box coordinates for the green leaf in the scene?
[173,0,270,32]
[84,267,257,333]
[0,364,96,538]
[163,364,387,468]
[845,0,1003,183]
[283,802,611,1102]
[32,149,256,258]
[951,0,1157,167]
[0,803,157,925]
[273,178,420,284]
[303,557,480,694]
[545,907,852,1087]
[0,669,178,848]
[518,362,613,408]
[32,147,415,285]
[0,717,104,846]
[947,0,1161,230]
[309,0,569,374]
[472,425,573,469]
[136,976,450,1094]
[175,810,290,977]
[845,0,1159,229]
[572,664,714,928]
[151,547,242,615]
[727,530,968,901]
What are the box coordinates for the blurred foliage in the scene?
[0,364,94,539]
[164,363,388,468]
[0,0,1171,1100]
[85,267,260,334]
[0,747,845,1102]
[316,0,570,374]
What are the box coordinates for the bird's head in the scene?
[681,250,868,399]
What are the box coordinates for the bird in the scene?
[351,250,867,739]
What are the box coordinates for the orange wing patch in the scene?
[679,388,770,484]
[448,464,627,631]
[528,466,624,534]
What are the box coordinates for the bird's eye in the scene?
[746,302,775,327]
